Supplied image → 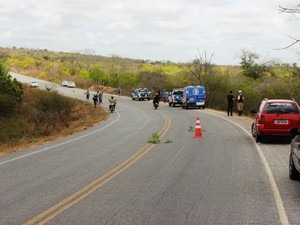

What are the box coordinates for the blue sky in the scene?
[0,0,299,65]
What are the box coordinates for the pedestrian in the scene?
[237,90,245,116]
[92,94,98,108]
[227,90,234,116]
[86,89,90,100]
[96,91,99,104]
[99,91,103,104]
[118,87,122,96]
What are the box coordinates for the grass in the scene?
[148,133,160,144]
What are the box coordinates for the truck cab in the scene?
[168,88,184,107]
[131,88,151,101]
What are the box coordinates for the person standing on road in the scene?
[227,91,234,116]
[86,89,90,101]
[237,90,245,116]
[92,94,98,108]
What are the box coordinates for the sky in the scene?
[0,0,299,65]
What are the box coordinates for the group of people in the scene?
[227,90,245,116]
[84,89,106,108]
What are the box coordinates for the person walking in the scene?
[237,90,245,116]
[92,94,98,108]
[99,91,103,104]
[86,89,90,101]
[227,91,234,116]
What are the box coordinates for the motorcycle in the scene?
[109,103,116,113]
[45,85,51,92]
[153,101,159,109]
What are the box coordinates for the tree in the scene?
[89,68,109,85]
[278,4,300,49]
[239,50,274,79]
[0,62,23,116]
[189,50,214,85]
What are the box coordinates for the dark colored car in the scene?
[289,130,300,180]
[251,98,300,142]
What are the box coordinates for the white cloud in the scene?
[0,0,299,64]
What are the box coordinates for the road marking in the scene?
[0,111,121,166]
[23,111,171,225]
[202,110,290,225]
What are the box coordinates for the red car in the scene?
[251,98,300,142]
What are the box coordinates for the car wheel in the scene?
[289,153,300,180]
[251,123,261,142]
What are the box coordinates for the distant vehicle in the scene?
[67,81,76,88]
[168,88,183,107]
[289,129,300,180]
[132,88,151,101]
[61,80,69,87]
[182,86,206,109]
[30,81,39,88]
[250,98,300,143]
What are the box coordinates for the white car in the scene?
[61,80,69,87]
[30,81,39,88]
[67,81,76,88]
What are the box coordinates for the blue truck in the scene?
[182,86,206,109]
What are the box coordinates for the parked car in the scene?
[289,129,300,180]
[67,81,76,88]
[30,81,39,88]
[132,88,151,101]
[61,80,69,87]
[250,98,300,143]
[168,88,183,107]
[182,86,206,109]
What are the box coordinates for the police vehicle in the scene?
[182,86,206,109]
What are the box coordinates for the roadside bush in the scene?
[0,117,32,145]
[30,91,74,135]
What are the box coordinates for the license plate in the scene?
[274,120,288,124]
[196,102,202,106]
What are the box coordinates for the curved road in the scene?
[0,73,299,224]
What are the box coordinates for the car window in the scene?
[173,91,183,95]
[263,103,299,114]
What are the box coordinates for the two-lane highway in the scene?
[1,73,299,224]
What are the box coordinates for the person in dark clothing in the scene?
[92,94,98,108]
[227,91,234,116]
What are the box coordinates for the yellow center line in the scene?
[24,111,171,225]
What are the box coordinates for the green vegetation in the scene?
[164,139,173,144]
[148,133,160,144]
[1,47,300,115]
[0,62,107,153]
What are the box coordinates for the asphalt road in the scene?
[0,73,299,225]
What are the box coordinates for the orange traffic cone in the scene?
[194,117,203,138]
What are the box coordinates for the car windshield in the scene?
[174,91,183,95]
[264,102,299,114]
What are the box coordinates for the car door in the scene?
[291,135,300,172]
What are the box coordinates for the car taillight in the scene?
[258,115,265,124]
